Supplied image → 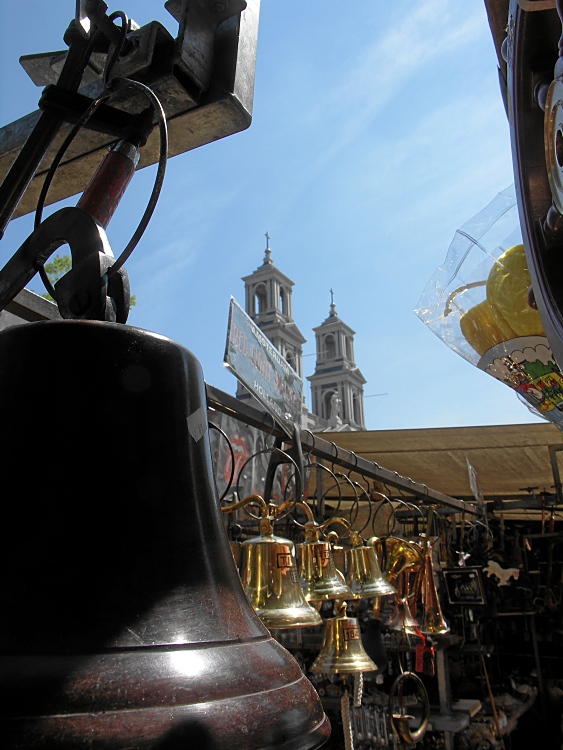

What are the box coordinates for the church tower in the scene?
[237,235,307,404]
[307,296,366,431]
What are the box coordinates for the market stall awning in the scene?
[322,423,563,503]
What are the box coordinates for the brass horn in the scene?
[0,320,330,748]
[420,536,450,635]
[370,535,424,589]
[238,500,323,629]
[310,602,378,674]
[298,510,353,602]
[389,671,430,745]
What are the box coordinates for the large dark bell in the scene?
[0,320,330,749]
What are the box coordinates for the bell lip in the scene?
[258,607,323,629]
[276,713,331,750]
[301,577,353,602]
[310,658,378,674]
[348,581,396,598]
[420,624,450,635]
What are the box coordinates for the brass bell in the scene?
[240,515,323,629]
[0,320,330,748]
[299,540,352,601]
[386,595,421,636]
[310,602,378,674]
[298,517,352,602]
[344,532,397,599]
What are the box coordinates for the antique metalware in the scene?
[0,319,329,748]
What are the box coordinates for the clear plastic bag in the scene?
[415,184,563,428]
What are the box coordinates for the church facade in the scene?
[237,238,366,432]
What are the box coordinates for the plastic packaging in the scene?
[415,184,563,428]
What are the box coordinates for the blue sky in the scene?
[0,1,545,431]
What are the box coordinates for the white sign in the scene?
[224,297,303,435]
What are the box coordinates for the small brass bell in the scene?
[386,569,421,635]
[311,602,378,674]
[386,595,421,636]
[344,532,397,599]
[298,520,352,602]
[241,515,323,629]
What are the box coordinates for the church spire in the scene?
[329,288,337,318]
[307,302,366,431]
[263,231,273,265]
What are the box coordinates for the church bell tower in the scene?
[308,295,366,431]
[237,235,306,405]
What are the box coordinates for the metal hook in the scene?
[208,421,235,504]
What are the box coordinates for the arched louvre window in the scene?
[254,284,267,315]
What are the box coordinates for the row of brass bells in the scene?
[0,320,330,748]
[311,602,378,675]
[240,515,323,629]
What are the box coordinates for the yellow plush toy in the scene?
[459,299,512,356]
[460,244,545,356]
[486,244,544,338]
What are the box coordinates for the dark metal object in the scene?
[0,22,102,236]
[0,319,330,749]
[165,0,248,92]
[0,76,168,323]
[507,0,563,367]
[0,206,129,322]
[0,0,259,223]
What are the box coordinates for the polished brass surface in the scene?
[386,565,422,635]
[299,540,352,601]
[241,532,323,629]
[389,671,430,745]
[386,595,421,635]
[310,603,378,675]
[371,535,424,586]
[344,545,396,599]
[421,540,450,635]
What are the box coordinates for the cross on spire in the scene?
[329,288,337,317]
[263,231,272,265]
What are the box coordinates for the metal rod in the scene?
[206,384,479,516]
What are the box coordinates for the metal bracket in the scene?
[0,0,260,222]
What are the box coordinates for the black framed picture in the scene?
[443,567,487,606]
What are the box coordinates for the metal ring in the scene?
[388,671,430,746]
[235,447,300,520]
[34,77,168,279]
[208,421,235,504]
[334,471,362,531]
[303,459,347,529]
